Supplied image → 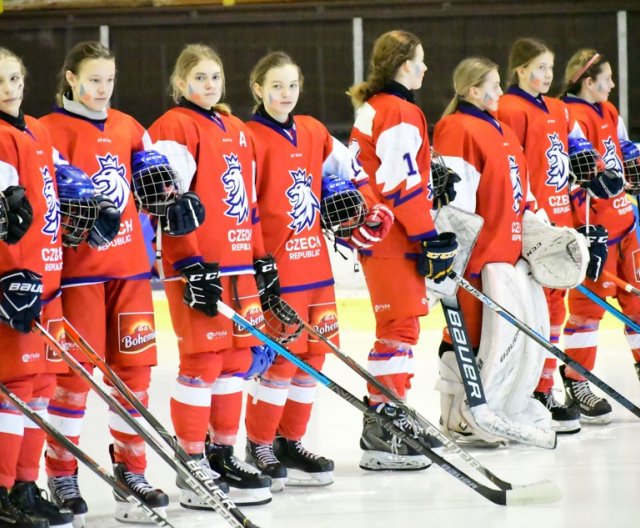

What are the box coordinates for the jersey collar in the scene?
[179,97,226,132]
[0,108,26,131]
[506,85,549,113]
[381,80,416,104]
[251,104,297,146]
[561,94,604,118]
[457,101,503,134]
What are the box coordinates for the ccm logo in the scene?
[188,272,218,282]
[8,283,43,294]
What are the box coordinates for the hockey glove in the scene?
[0,269,42,333]
[349,203,394,250]
[88,194,121,248]
[582,168,624,199]
[180,261,223,317]
[416,232,458,283]
[254,254,281,307]
[577,224,608,281]
[244,345,276,380]
[161,192,205,236]
[3,186,33,244]
[433,169,461,210]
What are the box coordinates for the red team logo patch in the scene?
[312,311,339,339]
[118,313,156,354]
[46,318,65,363]
[234,303,265,337]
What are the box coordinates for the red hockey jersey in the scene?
[498,88,573,227]
[39,108,152,286]
[149,104,264,278]
[562,96,634,241]
[247,114,358,292]
[349,91,436,260]
[0,115,62,300]
[433,103,531,276]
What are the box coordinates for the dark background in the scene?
[1,0,639,141]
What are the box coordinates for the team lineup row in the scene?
[0,27,638,528]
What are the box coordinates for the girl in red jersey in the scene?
[347,30,456,471]
[148,43,273,507]
[243,51,362,491]
[497,37,582,434]
[559,49,640,425]
[433,57,553,445]
[40,41,168,525]
[0,47,74,528]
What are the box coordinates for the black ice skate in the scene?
[245,440,287,492]
[207,443,272,506]
[359,398,435,471]
[9,481,74,528]
[560,365,612,425]
[635,361,640,383]
[176,454,230,510]
[110,445,169,523]
[272,436,334,487]
[0,486,48,528]
[48,471,89,528]
[533,390,581,434]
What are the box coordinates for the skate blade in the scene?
[506,479,563,506]
[579,413,612,425]
[226,486,272,506]
[359,451,431,471]
[72,515,86,528]
[115,502,167,523]
[270,477,286,492]
[284,468,334,487]
[552,419,581,435]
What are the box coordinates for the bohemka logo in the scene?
[236,305,264,335]
[46,318,65,362]
[119,313,156,354]
[313,312,338,337]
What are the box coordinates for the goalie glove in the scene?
[2,186,33,245]
[416,232,458,283]
[576,224,608,281]
[180,261,222,317]
[349,203,394,250]
[253,255,281,307]
[88,194,121,248]
[161,192,205,236]
[0,269,42,333]
[583,168,624,199]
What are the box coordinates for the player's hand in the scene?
[582,169,624,199]
[180,261,222,317]
[0,269,42,333]
[161,192,205,236]
[349,204,394,249]
[577,224,608,281]
[2,186,33,245]
[88,194,121,248]
[417,232,458,283]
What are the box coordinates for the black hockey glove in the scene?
[582,168,624,199]
[577,224,608,281]
[161,192,205,236]
[3,186,33,244]
[180,261,223,317]
[433,169,461,210]
[0,269,42,333]
[88,194,121,248]
[254,254,281,307]
[416,232,458,283]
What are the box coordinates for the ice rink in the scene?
[34,287,640,528]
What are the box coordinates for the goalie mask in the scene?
[320,174,366,238]
[55,164,99,247]
[621,140,640,195]
[430,149,450,197]
[131,150,181,216]
[568,137,606,186]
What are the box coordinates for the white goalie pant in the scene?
[438,260,553,443]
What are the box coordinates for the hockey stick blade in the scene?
[506,480,563,506]
[450,272,640,420]
[60,319,259,528]
[216,301,562,506]
[0,381,174,528]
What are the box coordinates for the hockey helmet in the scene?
[567,137,605,186]
[131,150,181,216]
[320,173,366,238]
[621,140,640,195]
[55,164,99,247]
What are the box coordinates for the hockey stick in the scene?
[293,307,538,491]
[602,269,640,297]
[35,322,259,528]
[0,382,173,528]
[215,300,561,506]
[576,284,640,333]
[449,272,640,419]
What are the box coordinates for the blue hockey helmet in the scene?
[55,164,99,247]
[620,140,640,195]
[567,137,605,185]
[320,174,366,238]
[131,150,181,216]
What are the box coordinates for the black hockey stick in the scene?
[35,321,259,528]
[292,304,544,491]
[450,272,640,419]
[0,382,173,528]
[215,300,561,506]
